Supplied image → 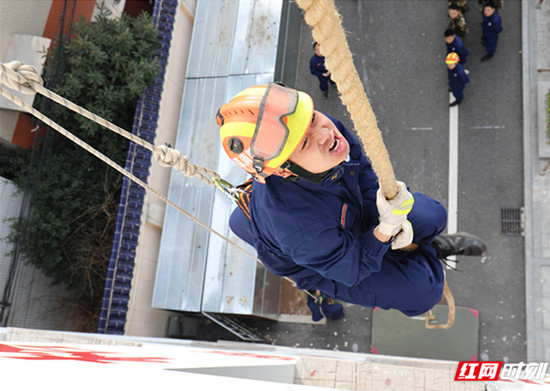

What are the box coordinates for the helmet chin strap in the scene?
[280,160,340,184]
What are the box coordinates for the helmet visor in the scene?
[250,82,298,163]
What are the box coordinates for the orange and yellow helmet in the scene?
[217,82,313,179]
[445,52,460,65]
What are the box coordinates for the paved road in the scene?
[233,0,526,362]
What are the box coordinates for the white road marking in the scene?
[409,127,433,131]
[448,93,458,235]
[447,93,459,268]
[469,125,506,130]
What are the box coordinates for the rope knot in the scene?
[154,144,182,167]
[154,144,218,185]
[154,144,196,177]
[0,61,43,94]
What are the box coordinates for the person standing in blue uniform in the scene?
[481,3,503,62]
[216,83,486,317]
[309,42,332,98]
[446,52,470,107]
[445,29,469,66]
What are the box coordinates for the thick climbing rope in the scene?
[295,0,455,328]
[0,61,311,298]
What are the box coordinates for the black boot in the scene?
[431,232,487,258]
[480,54,493,62]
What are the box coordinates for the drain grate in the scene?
[501,207,524,236]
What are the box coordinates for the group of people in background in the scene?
[446,0,504,106]
[309,1,504,108]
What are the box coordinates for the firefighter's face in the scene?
[288,111,350,174]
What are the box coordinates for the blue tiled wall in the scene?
[98,0,177,334]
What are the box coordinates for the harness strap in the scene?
[235,179,253,220]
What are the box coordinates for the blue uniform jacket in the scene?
[446,35,469,65]
[245,117,385,288]
[309,54,328,78]
[448,63,470,92]
[482,12,503,41]
[229,117,446,316]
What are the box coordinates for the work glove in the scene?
[391,220,414,249]
[376,181,414,236]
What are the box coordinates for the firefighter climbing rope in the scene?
[0,0,455,327]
